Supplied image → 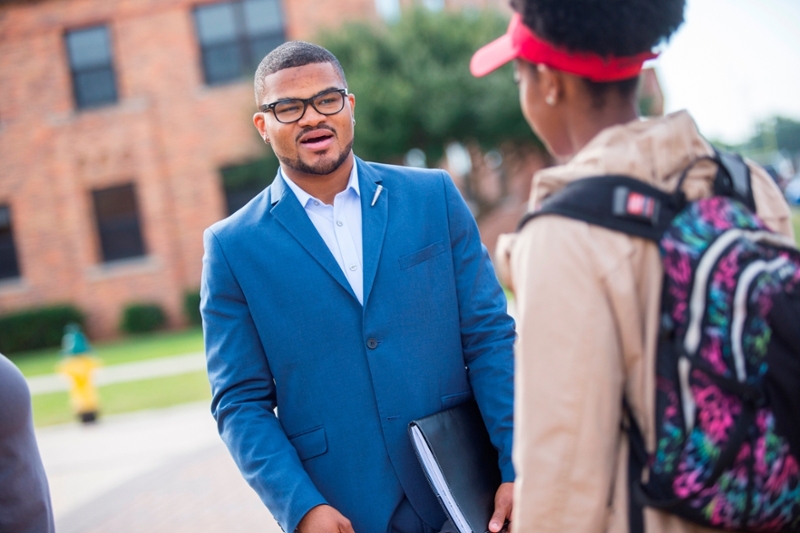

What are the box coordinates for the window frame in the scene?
[220,157,278,215]
[193,0,286,86]
[91,183,147,264]
[65,24,119,110]
[0,204,21,280]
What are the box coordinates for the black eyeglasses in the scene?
[260,88,349,124]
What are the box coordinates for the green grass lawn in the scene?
[32,370,211,427]
[793,209,800,246]
[10,327,204,377]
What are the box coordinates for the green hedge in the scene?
[120,303,166,334]
[183,290,202,326]
[0,305,85,354]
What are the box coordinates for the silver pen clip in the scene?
[371,185,383,207]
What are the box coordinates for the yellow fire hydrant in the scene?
[57,323,102,424]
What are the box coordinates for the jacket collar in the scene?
[266,157,388,308]
[267,166,356,302]
[356,158,388,309]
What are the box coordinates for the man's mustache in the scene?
[296,125,336,143]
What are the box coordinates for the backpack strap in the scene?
[517,175,683,241]
[517,152,754,239]
[623,398,647,533]
[714,150,756,212]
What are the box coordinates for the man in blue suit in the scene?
[201,41,515,533]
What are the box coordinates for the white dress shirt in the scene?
[280,166,364,304]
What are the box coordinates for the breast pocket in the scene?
[398,240,446,270]
[441,390,474,410]
[288,425,328,461]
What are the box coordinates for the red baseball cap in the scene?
[470,14,657,82]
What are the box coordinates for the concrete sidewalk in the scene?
[27,352,206,395]
[35,401,282,533]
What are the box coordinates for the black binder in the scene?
[408,400,504,533]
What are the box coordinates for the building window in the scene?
[221,157,277,215]
[92,184,146,262]
[194,0,285,85]
[0,205,21,280]
[65,25,118,109]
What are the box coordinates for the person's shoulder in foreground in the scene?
[202,40,515,533]
[0,354,55,533]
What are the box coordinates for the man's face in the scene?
[254,62,356,177]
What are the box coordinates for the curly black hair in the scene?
[254,41,347,105]
[511,0,685,106]
[511,0,685,57]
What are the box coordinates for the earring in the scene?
[264,137,270,144]
[352,118,356,125]
[545,95,556,106]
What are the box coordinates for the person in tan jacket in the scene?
[470,1,796,532]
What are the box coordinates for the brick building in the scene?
[0,0,507,338]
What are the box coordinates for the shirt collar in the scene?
[280,162,360,208]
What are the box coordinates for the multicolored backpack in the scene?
[519,152,800,532]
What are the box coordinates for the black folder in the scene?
[408,400,503,533]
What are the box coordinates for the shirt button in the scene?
[313,201,320,206]
[349,265,357,271]
[336,220,343,227]
[367,338,378,349]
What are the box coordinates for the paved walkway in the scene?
[35,402,282,533]
[27,352,207,395]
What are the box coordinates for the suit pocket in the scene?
[398,240,445,270]
[441,390,473,410]
[288,426,328,461]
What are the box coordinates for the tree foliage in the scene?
[319,8,539,165]
[762,116,800,154]
[716,116,800,157]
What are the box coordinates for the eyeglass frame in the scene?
[259,88,349,124]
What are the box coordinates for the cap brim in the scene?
[470,33,518,77]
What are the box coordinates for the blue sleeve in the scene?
[441,172,516,482]
[201,228,327,532]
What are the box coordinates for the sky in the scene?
[656,0,800,144]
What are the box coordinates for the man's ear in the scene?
[253,113,269,143]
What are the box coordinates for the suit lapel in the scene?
[268,174,357,301]
[358,159,388,308]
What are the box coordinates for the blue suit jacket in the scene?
[201,158,515,533]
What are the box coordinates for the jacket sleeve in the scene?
[201,228,327,533]
[509,217,626,533]
[442,172,517,482]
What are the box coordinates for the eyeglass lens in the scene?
[273,90,345,123]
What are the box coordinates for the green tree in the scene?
[771,116,800,154]
[718,115,800,157]
[321,8,537,163]
[319,8,542,218]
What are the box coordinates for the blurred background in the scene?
[0,0,798,531]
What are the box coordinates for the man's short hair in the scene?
[254,41,347,105]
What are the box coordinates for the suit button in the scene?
[367,338,378,349]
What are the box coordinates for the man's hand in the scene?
[297,504,355,533]
[489,482,514,533]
